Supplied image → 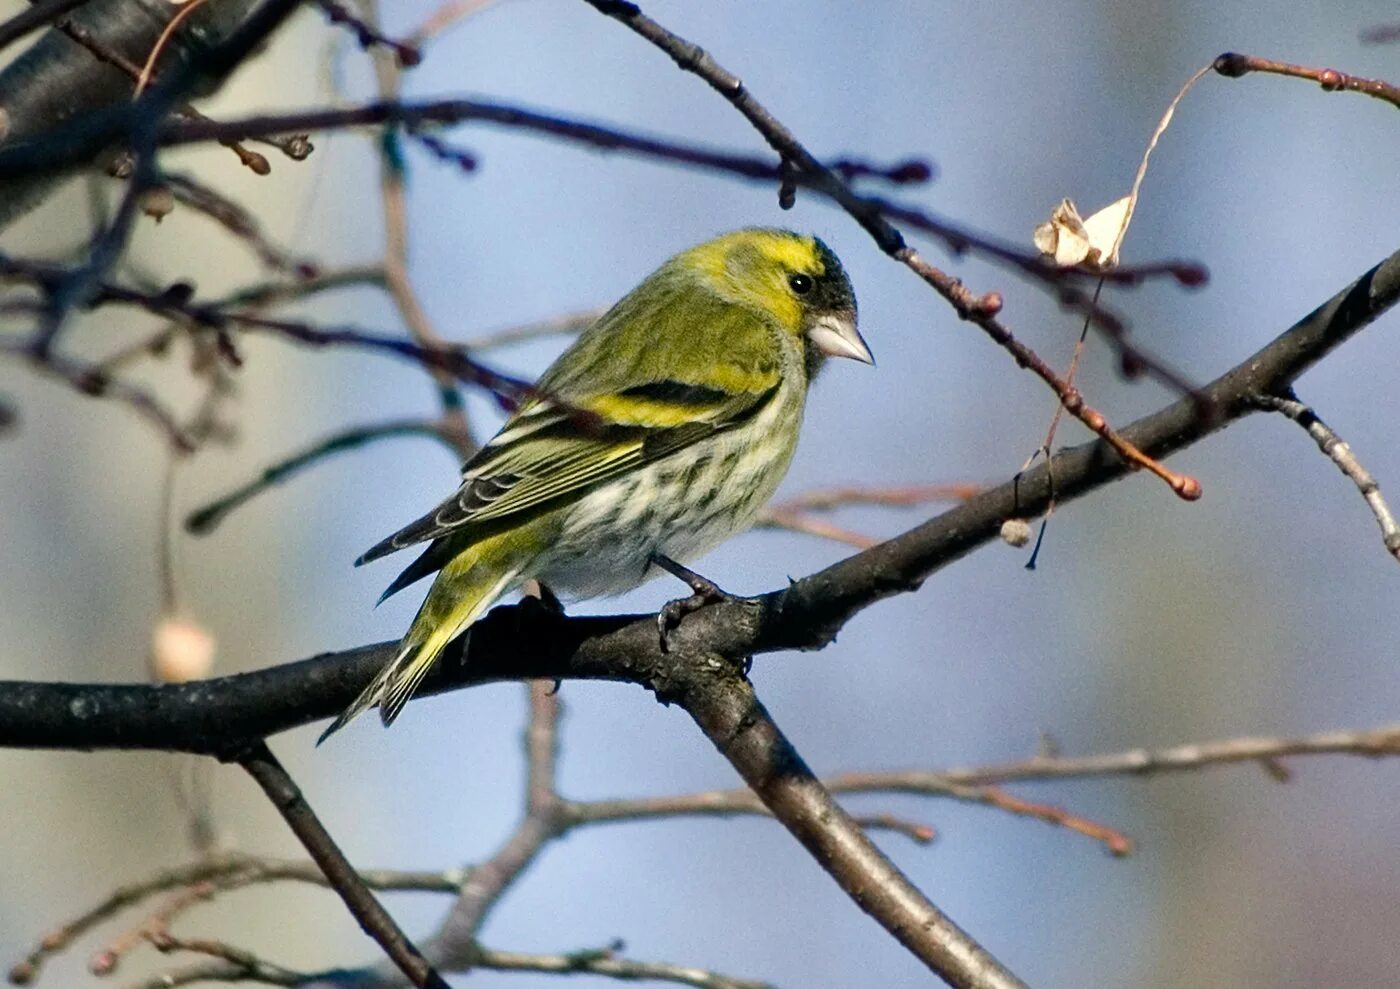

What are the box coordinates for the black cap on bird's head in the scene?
[799,236,869,372]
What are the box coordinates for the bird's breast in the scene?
[535,382,804,600]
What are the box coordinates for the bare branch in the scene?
[1213,51,1400,110]
[364,5,474,458]
[0,337,195,452]
[1250,392,1400,562]
[314,0,422,66]
[3,244,1398,752]
[460,307,603,350]
[0,0,271,228]
[407,0,499,46]
[150,100,1199,297]
[579,0,1201,502]
[211,264,386,309]
[51,16,270,175]
[1360,23,1400,44]
[473,943,775,989]
[119,956,305,989]
[670,660,1028,989]
[930,723,1400,786]
[185,417,455,535]
[0,251,538,409]
[565,778,1123,855]
[566,789,938,845]
[8,853,463,986]
[234,742,450,989]
[164,175,307,273]
[757,484,982,549]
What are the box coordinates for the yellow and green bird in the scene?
[321,228,871,740]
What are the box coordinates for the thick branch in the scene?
[235,742,449,989]
[2,245,1397,753]
[670,658,1027,989]
[0,0,265,228]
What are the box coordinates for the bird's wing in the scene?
[355,372,781,567]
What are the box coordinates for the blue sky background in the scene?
[2,2,1399,987]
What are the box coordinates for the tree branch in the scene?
[471,943,774,989]
[0,0,271,229]
[664,660,1028,989]
[926,723,1400,785]
[0,0,93,56]
[1249,391,1400,562]
[184,417,454,535]
[3,244,1397,753]
[234,742,450,989]
[578,0,1203,500]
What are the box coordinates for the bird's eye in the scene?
[788,273,814,295]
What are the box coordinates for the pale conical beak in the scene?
[807,311,874,365]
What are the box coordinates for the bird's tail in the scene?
[319,539,520,743]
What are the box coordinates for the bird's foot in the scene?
[517,579,566,620]
[650,554,740,653]
[517,581,566,693]
[534,580,565,615]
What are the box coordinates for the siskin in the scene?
[321,228,872,740]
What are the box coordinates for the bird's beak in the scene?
[807,310,874,365]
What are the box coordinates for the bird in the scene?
[319,227,872,741]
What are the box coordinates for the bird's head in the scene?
[685,228,871,375]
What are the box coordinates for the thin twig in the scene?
[7,853,462,985]
[1249,392,1400,562]
[211,264,385,309]
[897,248,1201,500]
[766,483,984,512]
[0,252,537,407]
[119,956,306,989]
[579,0,1200,505]
[363,0,473,458]
[473,943,774,989]
[925,724,1400,785]
[154,100,1198,297]
[758,482,983,546]
[34,141,156,354]
[16,723,1400,984]
[1214,51,1400,110]
[407,0,499,46]
[184,417,455,535]
[19,0,308,349]
[315,0,422,66]
[566,775,1122,854]
[1360,23,1400,45]
[565,791,939,845]
[53,15,270,174]
[460,307,603,350]
[0,337,194,451]
[90,881,218,975]
[754,510,879,549]
[164,174,305,273]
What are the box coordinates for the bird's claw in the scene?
[534,581,565,615]
[650,554,738,653]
